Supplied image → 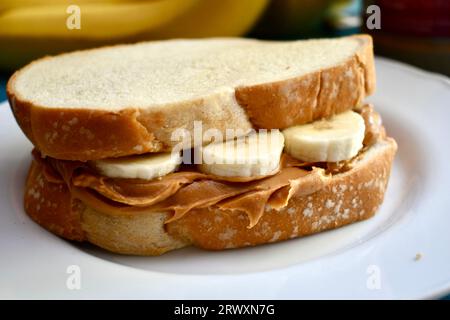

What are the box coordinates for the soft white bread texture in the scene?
[24,138,396,255]
[8,35,375,161]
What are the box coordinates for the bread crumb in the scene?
[260,222,271,236]
[325,199,335,209]
[364,180,374,188]
[68,117,79,125]
[269,231,282,242]
[334,199,343,215]
[303,207,313,217]
[79,127,94,140]
[218,228,236,241]
[414,253,422,261]
[344,68,354,78]
[343,208,350,219]
[38,177,44,188]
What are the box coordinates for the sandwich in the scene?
[7,35,397,255]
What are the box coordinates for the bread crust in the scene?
[235,35,375,129]
[8,35,375,161]
[24,138,396,255]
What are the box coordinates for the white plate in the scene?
[1,57,449,299]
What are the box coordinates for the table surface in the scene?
[0,73,448,300]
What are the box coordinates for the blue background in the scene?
[1,75,6,102]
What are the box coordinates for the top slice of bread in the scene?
[7,35,375,161]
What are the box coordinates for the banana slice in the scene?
[92,152,181,180]
[282,110,365,162]
[198,130,284,178]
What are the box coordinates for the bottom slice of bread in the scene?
[24,138,397,255]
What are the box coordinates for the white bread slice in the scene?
[8,35,375,161]
[24,137,396,256]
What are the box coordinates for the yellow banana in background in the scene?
[0,0,136,10]
[0,0,269,71]
[0,0,200,38]
[146,0,269,38]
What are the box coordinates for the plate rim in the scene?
[1,57,450,299]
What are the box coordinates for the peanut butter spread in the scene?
[34,104,383,228]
